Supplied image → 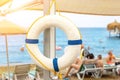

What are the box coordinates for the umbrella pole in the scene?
[5,35,10,80]
[43,0,51,80]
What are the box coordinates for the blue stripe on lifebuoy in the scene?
[53,58,59,72]
[26,39,39,44]
[68,39,82,45]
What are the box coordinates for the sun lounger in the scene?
[14,64,31,80]
[76,62,120,80]
[2,64,31,80]
[76,64,102,80]
[103,64,117,76]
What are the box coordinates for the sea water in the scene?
[0,28,120,64]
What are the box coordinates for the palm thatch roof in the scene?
[107,20,120,31]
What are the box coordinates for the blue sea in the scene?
[0,28,120,64]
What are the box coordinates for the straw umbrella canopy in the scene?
[0,19,26,80]
[107,20,120,31]
[117,24,120,30]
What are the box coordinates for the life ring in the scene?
[26,15,82,72]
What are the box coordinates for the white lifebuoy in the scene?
[26,15,82,72]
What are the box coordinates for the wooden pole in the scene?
[119,32,120,38]
[109,31,111,38]
[5,35,10,80]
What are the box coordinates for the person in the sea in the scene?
[106,50,116,64]
[20,45,25,52]
[64,54,103,78]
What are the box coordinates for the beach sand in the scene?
[70,75,120,80]
[0,63,120,80]
[66,68,120,79]
[59,67,120,80]
[60,58,120,80]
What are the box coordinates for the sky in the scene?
[1,10,120,28]
[62,13,120,28]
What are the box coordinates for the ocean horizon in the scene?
[0,27,120,64]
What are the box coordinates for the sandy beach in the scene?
[61,68,120,80]
[0,62,120,80]
[70,75,120,80]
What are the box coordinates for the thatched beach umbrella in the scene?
[116,23,120,30]
[107,20,120,37]
[107,20,120,31]
[0,19,26,80]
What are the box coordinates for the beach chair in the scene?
[103,64,117,76]
[76,64,102,80]
[29,65,43,80]
[3,64,31,80]
[13,64,31,80]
